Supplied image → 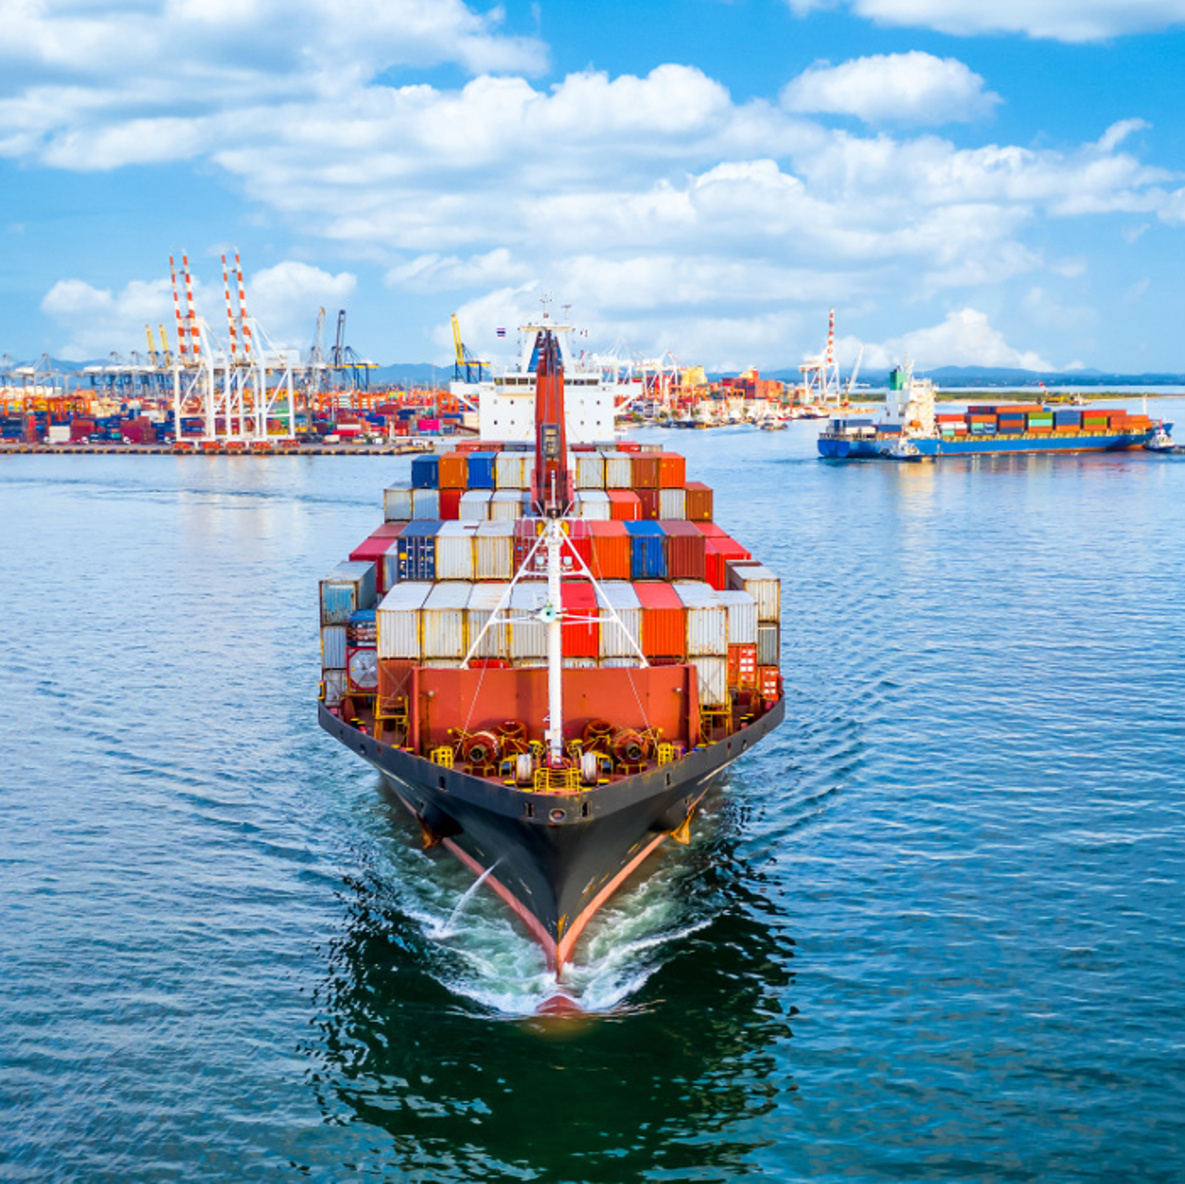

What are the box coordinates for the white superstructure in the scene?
[450,313,639,444]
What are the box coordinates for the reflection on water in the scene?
[303,785,798,1182]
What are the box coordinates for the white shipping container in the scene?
[376,582,432,659]
[659,488,687,519]
[575,453,605,489]
[323,669,347,708]
[602,451,633,489]
[673,582,728,657]
[716,589,759,645]
[495,453,527,489]
[380,541,402,591]
[421,582,470,658]
[475,520,515,580]
[595,581,643,659]
[575,490,611,520]
[758,621,780,666]
[490,490,524,521]
[691,656,729,708]
[321,625,348,669]
[383,486,413,521]
[466,583,512,659]
[411,488,439,520]
[459,490,492,522]
[600,656,642,668]
[727,562,781,623]
[320,560,377,624]
[509,582,548,660]
[48,424,71,444]
[434,521,477,580]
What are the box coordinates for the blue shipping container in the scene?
[395,520,441,582]
[466,452,497,489]
[624,521,667,580]
[411,455,439,489]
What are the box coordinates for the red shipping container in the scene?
[588,521,630,580]
[439,488,462,520]
[631,454,661,489]
[660,520,706,580]
[657,452,686,488]
[757,666,780,702]
[616,440,641,453]
[728,643,758,690]
[704,536,752,590]
[684,481,713,522]
[635,582,686,659]
[635,488,660,520]
[607,490,642,520]
[694,521,726,538]
[437,451,468,489]
[370,521,408,539]
[564,519,593,574]
[561,582,599,658]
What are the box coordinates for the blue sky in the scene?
[3,0,1185,374]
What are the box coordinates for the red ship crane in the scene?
[531,328,572,518]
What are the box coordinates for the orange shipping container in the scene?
[635,582,686,659]
[631,454,661,489]
[607,489,642,520]
[588,520,630,580]
[684,481,713,521]
[757,665,780,702]
[728,643,758,690]
[657,452,686,488]
[437,451,469,489]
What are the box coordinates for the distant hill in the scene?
[8,356,1184,390]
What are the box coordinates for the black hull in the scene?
[319,698,785,971]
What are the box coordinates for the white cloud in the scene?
[781,52,1000,125]
[245,261,356,347]
[872,308,1054,370]
[40,277,174,359]
[7,5,1184,368]
[796,0,1185,42]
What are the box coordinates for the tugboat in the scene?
[318,314,784,981]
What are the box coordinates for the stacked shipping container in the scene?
[325,442,781,715]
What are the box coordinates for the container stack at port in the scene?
[318,441,781,771]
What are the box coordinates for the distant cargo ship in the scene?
[319,313,784,986]
[818,366,1172,459]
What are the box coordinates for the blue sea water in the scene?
[2,407,1185,1182]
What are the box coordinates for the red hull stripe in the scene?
[556,832,667,970]
[440,836,559,967]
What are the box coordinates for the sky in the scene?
[3,0,1185,375]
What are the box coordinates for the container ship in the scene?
[818,366,1172,459]
[318,315,785,980]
